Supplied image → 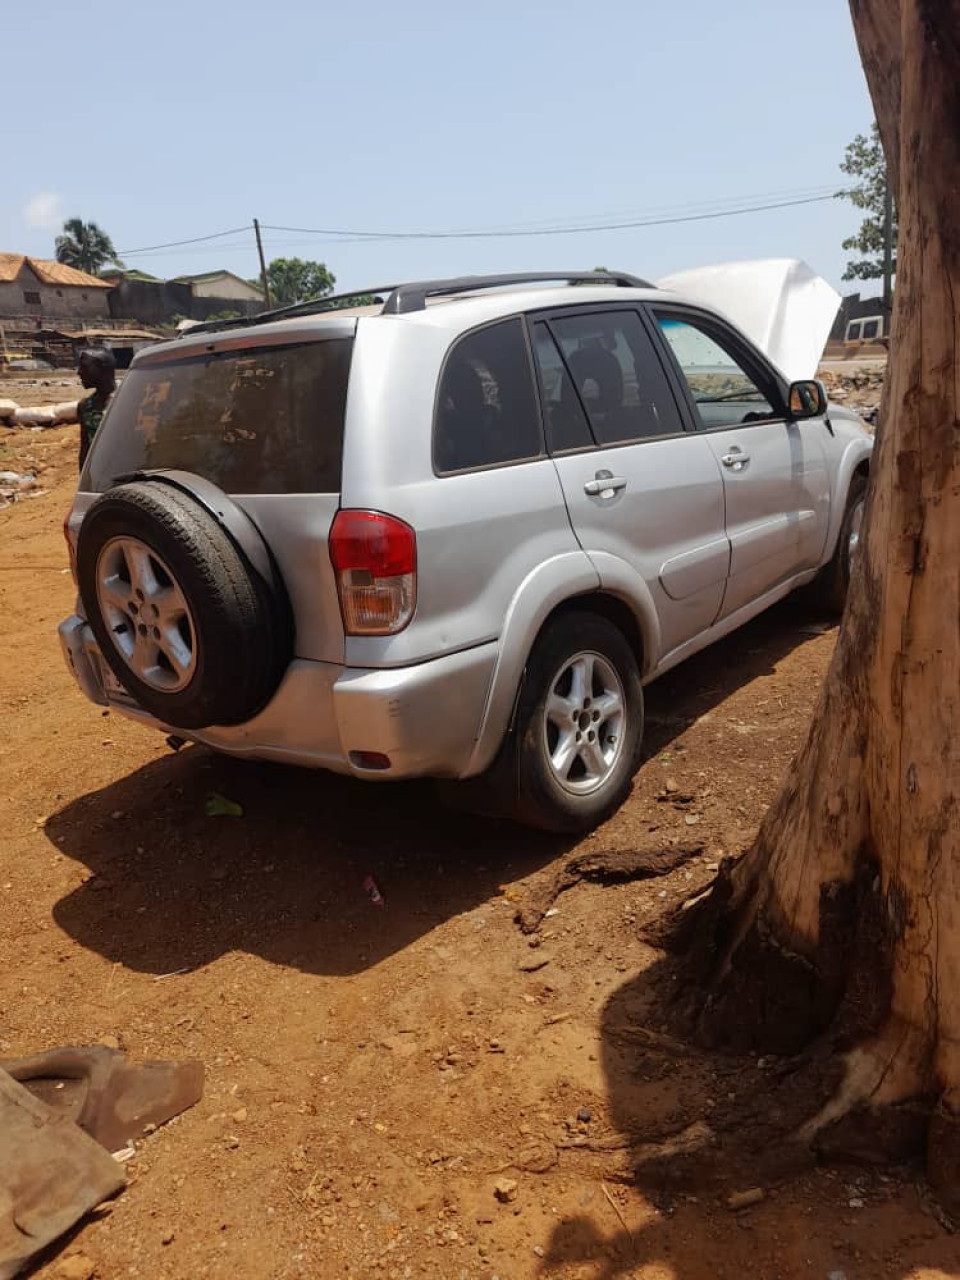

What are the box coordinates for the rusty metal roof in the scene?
[0,254,112,288]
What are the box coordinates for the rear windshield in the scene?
[84,339,352,494]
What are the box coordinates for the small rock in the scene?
[494,1177,518,1203]
[684,813,701,826]
[161,1228,175,1245]
[727,1188,766,1211]
[665,779,679,793]
[224,1134,240,1149]
[110,810,124,820]
[577,1107,592,1124]
[56,1257,96,1280]
[848,1197,864,1210]
[100,1034,120,1051]
[518,955,551,973]
[533,1245,545,1258]
[232,1107,248,1123]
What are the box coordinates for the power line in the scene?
[262,191,847,243]
[114,187,849,259]
[116,226,251,255]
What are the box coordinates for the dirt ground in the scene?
[1,375,957,1280]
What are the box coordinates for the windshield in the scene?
[83,338,352,494]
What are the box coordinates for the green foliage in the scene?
[203,309,242,322]
[54,219,123,275]
[837,123,898,283]
[264,258,336,306]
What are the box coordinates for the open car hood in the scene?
[655,258,840,383]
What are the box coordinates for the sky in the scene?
[7,0,876,296]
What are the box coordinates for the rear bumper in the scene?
[58,614,497,780]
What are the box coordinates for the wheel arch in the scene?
[463,552,657,778]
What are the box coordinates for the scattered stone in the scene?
[533,1245,545,1257]
[577,1107,592,1124]
[55,1256,96,1280]
[684,814,701,826]
[161,1228,175,1245]
[232,1107,247,1123]
[848,1197,865,1210]
[514,1138,558,1173]
[518,955,551,973]
[544,1012,571,1026]
[224,1134,240,1149]
[727,1188,766,1211]
[494,1178,518,1203]
[665,778,679,793]
[100,1034,120,1051]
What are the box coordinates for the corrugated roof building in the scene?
[0,254,112,321]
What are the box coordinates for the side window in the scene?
[549,310,684,446]
[655,313,778,430]
[532,322,593,452]
[434,318,542,473]
[862,319,880,340]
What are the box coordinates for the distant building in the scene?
[0,254,111,321]
[173,270,264,303]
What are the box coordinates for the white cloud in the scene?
[23,192,63,230]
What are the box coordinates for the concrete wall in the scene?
[108,279,265,325]
[189,275,263,301]
[0,270,111,321]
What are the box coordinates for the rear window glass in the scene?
[84,339,352,494]
[434,318,543,473]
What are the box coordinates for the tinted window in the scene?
[862,319,880,340]
[84,339,351,494]
[532,322,593,452]
[549,310,684,445]
[434,318,542,472]
[655,314,777,429]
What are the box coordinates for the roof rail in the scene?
[178,270,652,336]
[382,271,653,314]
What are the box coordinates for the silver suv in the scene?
[59,271,872,832]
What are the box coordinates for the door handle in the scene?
[584,471,628,497]
[721,449,750,470]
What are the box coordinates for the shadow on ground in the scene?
[47,599,826,981]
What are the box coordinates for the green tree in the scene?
[837,121,898,282]
[263,258,336,306]
[54,218,122,275]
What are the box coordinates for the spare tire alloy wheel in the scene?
[77,479,292,730]
[96,537,197,692]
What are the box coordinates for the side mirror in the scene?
[788,379,828,419]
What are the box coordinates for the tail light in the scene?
[329,510,416,636]
[63,509,78,584]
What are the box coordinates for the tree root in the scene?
[515,843,702,933]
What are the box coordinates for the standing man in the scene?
[0,346,117,472]
[76,347,117,470]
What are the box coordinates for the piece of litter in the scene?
[544,908,560,918]
[727,1187,765,1211]
[112,1145,136,1163]
[363,874,384,907]
[205,792,243,818]
[154,968,192,981]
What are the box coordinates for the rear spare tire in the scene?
[76,479,292,729]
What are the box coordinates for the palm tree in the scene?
[54,219,122,275]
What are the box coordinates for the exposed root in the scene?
[515,843,702,933]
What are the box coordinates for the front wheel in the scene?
[814,473,868,614]
[510,613,644,834]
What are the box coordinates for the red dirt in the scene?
[0,410,956,1279]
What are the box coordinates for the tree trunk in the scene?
[685,0,960,1202]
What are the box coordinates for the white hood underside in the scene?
[655,258,840,384]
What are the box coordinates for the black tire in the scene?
[77,481,292,729]
[507,612,644,835]
[814,473,868,614]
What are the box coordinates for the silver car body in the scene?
[60,279,873,780]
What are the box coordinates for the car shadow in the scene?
[46,598,831,979]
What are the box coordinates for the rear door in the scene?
[650,306,831,620]
[530,305,730,664]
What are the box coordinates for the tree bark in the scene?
[684,0,960,1201]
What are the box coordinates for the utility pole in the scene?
[882,180,894,320]
[253,219,272,309]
